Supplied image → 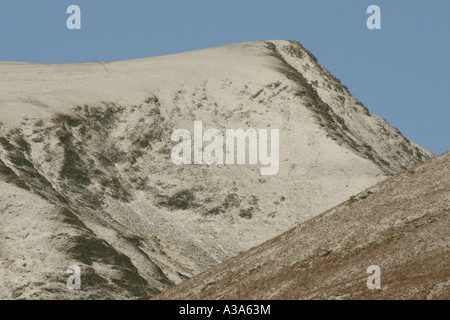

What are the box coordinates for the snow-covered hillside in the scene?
[157,152,450,300]
[0,40,432,299]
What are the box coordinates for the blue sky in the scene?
[0,1,449,155]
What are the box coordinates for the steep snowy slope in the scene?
[0,40,432,299]
[0,179,164,299]
[157,152,450,300]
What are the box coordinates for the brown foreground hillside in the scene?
[156,152,450,300]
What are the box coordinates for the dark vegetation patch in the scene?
[54,114,81,127]
[68,235,126,266]
[124,235,145,248]
[52,103,148,203]
[0,135,34,168]
[81,267,109,289]
[200,193,259,218]
[60,207,164,298]
[59,207,88,230]
[104,176,132,202]
[321,249,333,257]
[252,89,264,99]
[343,236,394,259]
[346,191,374,206]
[239,207,254,219]
[73,103,125,130]
[56,128,91,186]
[67,234,153,298]
[355,101,371,116]
[287,40,317,63]
[177,272,190,281]
[13,133,32,154]
[0,133,57,196]
[158,189,197,210]
[111,269,155,299]
[0,157,30,190]
[204,206,225,216]
[223,193,241,209]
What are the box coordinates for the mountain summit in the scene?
[0,40,432,299]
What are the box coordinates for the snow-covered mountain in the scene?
[0,40,432,299]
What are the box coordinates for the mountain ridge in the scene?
[0,40,433,299]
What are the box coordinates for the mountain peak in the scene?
[0,40,432,299]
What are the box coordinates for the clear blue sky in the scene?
[1,1,448,155]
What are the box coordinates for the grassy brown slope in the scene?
[156,152,450,300]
